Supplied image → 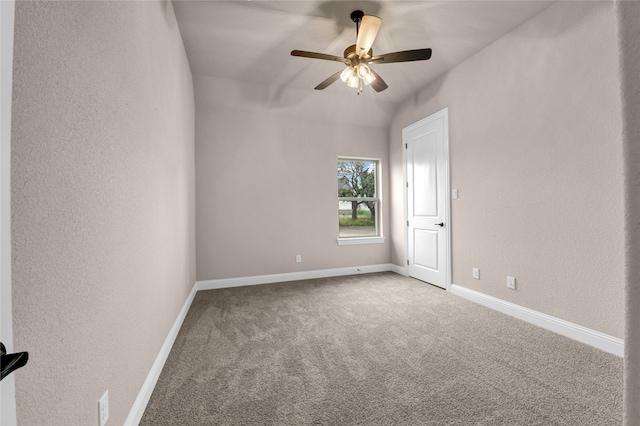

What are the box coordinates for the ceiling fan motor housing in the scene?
[344,44,372,61]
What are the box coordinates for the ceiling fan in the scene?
[291,10,432,94]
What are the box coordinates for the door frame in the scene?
[1,0,16,424]
[403,107,452,291]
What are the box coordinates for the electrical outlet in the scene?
[507,276,516,290]
[452,189,459,199]
[295,254,301,263]
[98,390,109,426]
[472,268,480,280]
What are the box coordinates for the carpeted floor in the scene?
[140,272,622,425]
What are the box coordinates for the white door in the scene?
[403,108,450,289]
[1,2,17,424]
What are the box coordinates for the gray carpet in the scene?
[140,272,622,425]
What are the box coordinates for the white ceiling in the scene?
[173,0,554,119]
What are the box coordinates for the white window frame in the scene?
[337,157,385,245]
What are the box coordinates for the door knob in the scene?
[435,222,444,227]
[1,342,29,381]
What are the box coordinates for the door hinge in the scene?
[407,259,410,266]
[405,143,408,149]
[406,182,409,188]
[407,220,409,227]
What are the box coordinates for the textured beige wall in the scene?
[390,2,624,338]
[616,1,640,423]
[194,74,390,281]
[11,1,195,425]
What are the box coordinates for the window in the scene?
[337,158,384,244]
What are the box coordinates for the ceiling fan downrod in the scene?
[350,10,364,38]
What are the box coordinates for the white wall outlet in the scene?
[98,390,109,426]
[507,276,516,290]
[295,254,301,263]
[472,267,480,279]
[452,189,459,199]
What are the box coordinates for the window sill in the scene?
[337,236,385,246]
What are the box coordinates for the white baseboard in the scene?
[124,282,198,426]
[449,284,624,357]
[198,263,397,291]
[390,263,406,276]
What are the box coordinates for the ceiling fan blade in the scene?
[356,15,382,58]
[291,50,348,64]
[370,48,432,64]
[368,68,388,92]
[314,70,343,90]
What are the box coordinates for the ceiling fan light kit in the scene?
[340,63,375,93]
[291,10,432,94]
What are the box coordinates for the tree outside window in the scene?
[338,159,380,238]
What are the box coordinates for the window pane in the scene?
[338,159,380,238]
[338,160,377,198]
[338,200,378,238]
